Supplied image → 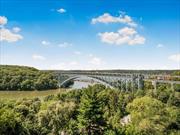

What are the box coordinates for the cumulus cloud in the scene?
[0,16,7,26]
[0,16,23,43]
[91,13,137,27]
[41,40,50,46]
[118,27,137,35]
[0,28,23,42]
[168,53,180,62]
[98,27,145,46]
[57,8,66,13]
[32,54,46,60]
[92,12,147,46]
[12,27,21,33]
[58,42,72,48]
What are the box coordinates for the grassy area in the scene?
[0,89,66,99]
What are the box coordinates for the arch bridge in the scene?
[57,72,145,91]
[55,71,180,91]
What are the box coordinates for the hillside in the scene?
[0,65,58,90]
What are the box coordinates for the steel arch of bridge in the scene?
[59,75,113,88]
[58,74,145,91]
[56,72,180,91]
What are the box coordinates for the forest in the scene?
[0,65,58,90]
[0,65,179,135]
[0,83,179,135]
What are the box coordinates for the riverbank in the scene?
[0,89,66,99]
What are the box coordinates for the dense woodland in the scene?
[0,65,58,90]
[0,83,180,135]
[0,65,179,134]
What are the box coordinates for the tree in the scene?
[38,101,76,135]
[77,85,107,135]
[167,92,180,107]
[156,86,172,103]
[165,107,180,134]
[126,96,179,135]
[21,79,34,90]
[0,108,27,135]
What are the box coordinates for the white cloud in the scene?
[49,54,105,70]
[157,44,164,48]
[12,27,21,33]
[0,16,23,43]
[58,42,72,48]
[168,53,180,62]
[0,16,7,26]
[91,13,137,27]
[89,57,102,66]
[98,32,119,44]
[92,12,145,46]
[74,51,81,55]
[88,54,104,66]
[128,35,145,45]
[118,27,137,35]
[0,28,23,42]
[98,27,145,46]
[41,40,50,46]
[57,8,66,13]
[32,54,46,61]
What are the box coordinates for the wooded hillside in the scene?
[0,65,58,90]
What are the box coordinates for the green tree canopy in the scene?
[77,85,107,135]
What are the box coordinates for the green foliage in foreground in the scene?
[0,65,58,90]
[0,84,179,135]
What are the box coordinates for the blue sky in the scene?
[0,0,180,70]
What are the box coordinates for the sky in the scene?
[0,0,180,70]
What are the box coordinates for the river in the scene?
[70,77,99,89]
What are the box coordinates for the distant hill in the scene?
[0,65,58,91]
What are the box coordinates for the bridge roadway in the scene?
[56,72,180,91]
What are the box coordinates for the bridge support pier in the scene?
[137,74,144,90]
[131,79,134,92]
[125,80,128,92]
[120,80,123,92]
